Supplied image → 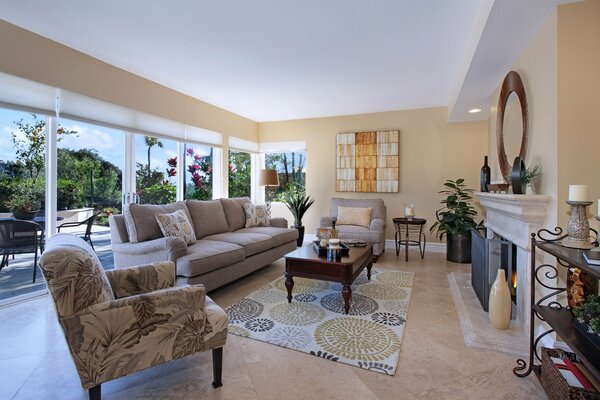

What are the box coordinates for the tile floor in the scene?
[0,248,547,400]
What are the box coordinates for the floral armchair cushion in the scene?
[40,234,114,318]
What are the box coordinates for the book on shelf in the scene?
[583,251,600,266]
[550,356,600,392]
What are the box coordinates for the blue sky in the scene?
[0,108,211,183]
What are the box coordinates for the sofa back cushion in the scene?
[40,233,114,318]
[220,197,251,231]
[124,201,191,243]
[186,199,230,239]
[330,198,386,221]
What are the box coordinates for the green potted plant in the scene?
[6,183,44,220]
[430,178,478,263]
[572,294,600,347]
[505,163,542,194]
[281,187,315,246]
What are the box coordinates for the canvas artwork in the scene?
[336,130,399,193]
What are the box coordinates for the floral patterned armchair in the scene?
[40,233,228,400]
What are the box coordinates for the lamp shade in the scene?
[259,169,279,186]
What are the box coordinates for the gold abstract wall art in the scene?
[336,130,399,193]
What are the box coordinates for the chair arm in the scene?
[319,217,335,228]
[63,285,207,389]
[57,221,85,231]
[370,218,385,233]
[105,261,176,298]
[270,217,288,228]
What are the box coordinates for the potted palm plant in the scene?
[282,187,315,246]
[6,184,44,220]
[430,178,478,263]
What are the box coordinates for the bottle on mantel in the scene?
[480,156,491,192]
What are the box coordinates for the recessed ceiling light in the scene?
[468,108,482,113]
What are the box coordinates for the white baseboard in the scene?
[384,239,446,254]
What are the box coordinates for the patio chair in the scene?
[40,234,229,400]
[0,220,44,282]
[58,213,97,250]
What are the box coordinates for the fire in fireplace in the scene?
[471,228,517,313]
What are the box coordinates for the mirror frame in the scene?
[496,71,529,180]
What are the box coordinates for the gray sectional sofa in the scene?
[109,197,298,291]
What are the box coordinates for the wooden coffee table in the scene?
[283,243,374,314]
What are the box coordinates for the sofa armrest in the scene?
[109,214,129,244]
[319,216,335,228]
[64,285,207,389]
[112,236,187,259]
[105,261,176,298]
[370,218,385,233]
[270,217,288,228]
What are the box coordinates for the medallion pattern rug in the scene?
[226,268,414,375]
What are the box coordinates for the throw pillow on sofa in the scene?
[243,203,271,228]
[336,206,372,228]
[155,209,197,245]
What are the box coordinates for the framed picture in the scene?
[336,130,399,193]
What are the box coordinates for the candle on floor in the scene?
[568,185,588,202]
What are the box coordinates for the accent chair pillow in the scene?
[155,209,197,245]
[336,206,373,228]
[243,203,271,228]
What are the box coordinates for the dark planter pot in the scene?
[574,319,600,350]
[293,225,305,247]
[11,210,38,220]
[447,232,472,263]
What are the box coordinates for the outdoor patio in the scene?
[0,225,114,302]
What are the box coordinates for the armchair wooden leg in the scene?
[89,384,101,400]
[373,254,380,263]
[211,347,223,388]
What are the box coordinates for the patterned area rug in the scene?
[226,268,414,375]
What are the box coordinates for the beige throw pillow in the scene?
[336,206,372,228]
[244,203,271,228]
[155,209,197,245]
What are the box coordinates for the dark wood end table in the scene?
[393,217,427,262]
[283,243,374,314]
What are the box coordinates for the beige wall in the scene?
[0,20,258,143]
[557,0,600,230]
[488,9,559,230]
[260,107,488,242]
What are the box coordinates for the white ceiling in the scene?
[0,0,571,122]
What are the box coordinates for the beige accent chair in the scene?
[318,198,386,261]
[40,234,228,400]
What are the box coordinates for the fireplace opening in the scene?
[471,228,518,314]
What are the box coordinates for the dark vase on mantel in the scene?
[480,156,491,192]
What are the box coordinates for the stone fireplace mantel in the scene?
[476,192,552,250]
[449,192,552,355]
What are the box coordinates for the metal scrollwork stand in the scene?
[513,227,599,378]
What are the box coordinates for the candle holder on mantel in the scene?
[561,201,594,249]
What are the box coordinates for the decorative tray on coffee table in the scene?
[312,240,350,257]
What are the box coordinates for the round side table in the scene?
[393,217,427,262]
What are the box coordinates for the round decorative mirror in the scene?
[496,71,528,180]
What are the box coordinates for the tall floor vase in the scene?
[489,269,511,330]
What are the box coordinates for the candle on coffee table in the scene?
[568,185,588,202]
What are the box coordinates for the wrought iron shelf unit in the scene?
[513,227,600,384]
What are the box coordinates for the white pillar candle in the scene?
[597,199,600,216]
[568,185,588,202]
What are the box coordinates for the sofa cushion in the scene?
[236,227,298,247]
[177,240,245,277]
[336,206,372,228]
[203,232,273,257]
[244,203,271,227]
[185,200,230,239]
[220,197,251,231]
[155,209,197,245]
[336,225,381,242]
[124,202,191,243]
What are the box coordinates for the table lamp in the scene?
[259,169,279,217]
